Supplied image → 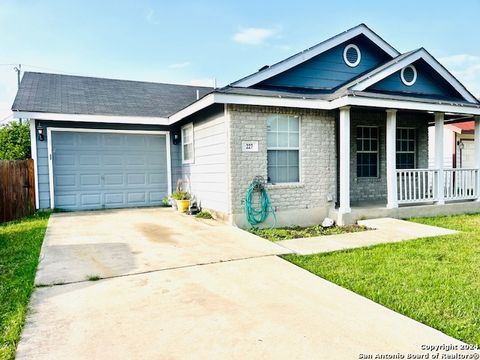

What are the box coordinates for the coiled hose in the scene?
[244,176,276,227]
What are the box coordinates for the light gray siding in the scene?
[34,120,170,209]
[175,109,228,213]
[170,133,182,191]
[37,133,50,209]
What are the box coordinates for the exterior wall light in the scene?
[457,140,465,168]
[37,123,45,141]
[172,132,180,145]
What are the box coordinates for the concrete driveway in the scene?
[17,208,466,359]
[34,208,288,285]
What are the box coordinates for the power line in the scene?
[0,62,88,76]
[21,64,87,77]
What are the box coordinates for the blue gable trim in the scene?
[255,34,392,91]
[366,59,466,101]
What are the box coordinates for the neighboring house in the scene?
[428,120,476,169]
[11,24,480,227]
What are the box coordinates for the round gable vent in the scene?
[401,65,417,86]
[343,44,361,67]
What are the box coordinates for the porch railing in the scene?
[396,168,479,204]
[443,168,478,201]
[397,169,437,204]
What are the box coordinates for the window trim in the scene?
[343,44,361,68]
[401,65,417,86]
[181,122,194,164]
[356,125,380,178]
[396,127,416,169]
[266,115,302,185]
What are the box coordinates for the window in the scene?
[356,126,379,177]
[181,123,194,164]
[396,128,416,169]
[267,115,300,183]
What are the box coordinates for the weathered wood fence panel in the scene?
[0,159,36,223]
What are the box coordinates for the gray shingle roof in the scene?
[12,72,213,118]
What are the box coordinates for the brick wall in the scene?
[227,104,337,217]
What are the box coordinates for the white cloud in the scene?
[168,62,191,69]
[439,54,480,98]
[233,27,276,45]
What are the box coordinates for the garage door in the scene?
[51,131,169,211]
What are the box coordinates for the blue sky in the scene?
[1,0,480,121]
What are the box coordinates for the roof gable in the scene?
[231,24,399,88]
[254,34,392,91]
[347,48,479,104]
[367,58,464,101]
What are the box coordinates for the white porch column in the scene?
[474,116,480,200]
[435,112,445,205]
[339,106,351,220]
[386,109,398,208]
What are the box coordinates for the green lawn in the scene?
[0,212,50,360]
[249,224,367,241]
[284,214,480,345]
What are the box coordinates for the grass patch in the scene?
[249,224,367,241]
[86,275,101,282]
[0,212,50,360]
[284,213,480,345]
[195,211,213,219]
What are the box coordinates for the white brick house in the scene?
[12,24,480,227]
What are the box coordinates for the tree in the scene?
[0,121,31,160]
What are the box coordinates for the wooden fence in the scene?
[0,159,36,223]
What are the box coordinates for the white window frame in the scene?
[266,115,301,184]
[396,127,416,169]
[356,125,379,178]
[343,44,361,68]
[181,122,194,164]
[401,65,417,86]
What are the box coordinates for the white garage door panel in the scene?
[52,131,168,211]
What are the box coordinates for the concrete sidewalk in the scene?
[277,218,457,255]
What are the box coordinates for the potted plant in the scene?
[171,190,191,213]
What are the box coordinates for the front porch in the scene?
[336,106,480,225]
[331,198,480,225]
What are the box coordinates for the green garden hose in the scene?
[244,176,276,227]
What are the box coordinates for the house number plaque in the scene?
[241,140,259,152]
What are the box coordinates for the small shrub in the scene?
[196,211,213,219]
[162,196,172,207]
[0,121,31,160]
[86,275,101,281]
